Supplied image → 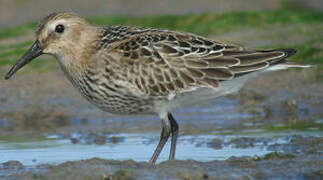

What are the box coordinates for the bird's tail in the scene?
[266,62,313,71]
[265,48,314,71]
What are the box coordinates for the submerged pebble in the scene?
[229,137,256,148]
[69,132,126,145]
[207,138,223,149]
[1,161,23,170]
[267,135,323,154]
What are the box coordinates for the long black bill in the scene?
[5,40,43,80]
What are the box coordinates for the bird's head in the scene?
[5,12,96,79]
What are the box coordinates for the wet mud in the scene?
[1,136,322,180]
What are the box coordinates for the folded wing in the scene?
[103,27,296,96]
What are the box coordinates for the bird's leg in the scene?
[168,113,179,161]
[149,113,171,164]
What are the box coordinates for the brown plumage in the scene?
[5,12,310,164]
[95,25,297,97]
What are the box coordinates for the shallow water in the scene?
[1,132,322,179]
[0,133,274,166]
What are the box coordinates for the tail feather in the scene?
[266,62,313,71]
[233,48,312,75]
[277,48,297,58]
[261,48,313,71]
[262,48,296,64]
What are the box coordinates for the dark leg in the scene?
[149,115,170,164]
[168,113,179,160]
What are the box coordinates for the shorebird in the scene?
[5,12,310,164]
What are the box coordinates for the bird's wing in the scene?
[103,29,295,96]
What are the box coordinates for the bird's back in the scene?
[73,25,304,114]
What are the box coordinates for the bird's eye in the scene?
[55,24,65,33]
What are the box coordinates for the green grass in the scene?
[0,135,50,143]
[291,38,323,64]
[0,22,37,40]
[87,10,323,36]
[266,120,323,132]
[0,48,27,59]
[0,41,33,66]
[1,10,323,40]
[0,40,32,50]
[263,152,296,160]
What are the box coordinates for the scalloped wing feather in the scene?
[100,26,296,97]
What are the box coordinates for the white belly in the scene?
[154,70,264,113]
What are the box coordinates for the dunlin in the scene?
[5,12,310,164]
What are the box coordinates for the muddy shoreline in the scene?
[1,135,322,180]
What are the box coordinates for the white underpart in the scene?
[155,64,311,113]
[168,92,176,100]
